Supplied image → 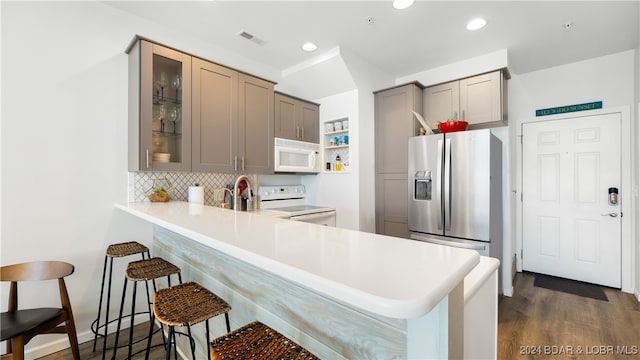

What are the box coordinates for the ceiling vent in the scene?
[237,30,265,45]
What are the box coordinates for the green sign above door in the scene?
[536,101,602,117]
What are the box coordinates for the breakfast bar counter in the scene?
[116,201,483,359]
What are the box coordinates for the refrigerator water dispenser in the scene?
[414,171,432,201]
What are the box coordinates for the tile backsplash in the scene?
[128,172,258,206]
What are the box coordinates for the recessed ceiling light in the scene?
[302,42,317,52]
[393,0,414,10]
[466,18,487,31]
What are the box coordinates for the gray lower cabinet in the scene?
[274,92,319,143]
[374,82,424,237]
[375,173,410,239]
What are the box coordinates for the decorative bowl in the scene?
[437,121,468,133]
[146,178,173,202]
[148,192,170,202]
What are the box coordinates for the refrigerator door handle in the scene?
[436,138,443,230]
[444,138,452,231]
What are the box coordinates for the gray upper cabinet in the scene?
[459,71,507,127]
[374,83,423,174]
[128,37,276,174]
[128,40,192,172]
[238,74,274,174]
[192,61,275,174]
[191,58,238,173]
[274,93,297,140]
[300,101,320,143]
[274,92,320,143]
[423,80,459,126]
[424,70,508,128]
[374,82,424,238]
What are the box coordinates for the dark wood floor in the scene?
[39,322,170,360]
[499,272,640,360]
[39,272,640,359]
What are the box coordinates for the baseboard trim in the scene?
[635,288,640,302]
[24,329,93,360]
[502,286,514,297]
[24,316,149,359]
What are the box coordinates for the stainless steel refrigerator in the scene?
[408,129,502,259]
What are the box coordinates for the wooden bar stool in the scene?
[112,257,181,360]
[92,241,149,359]
[210,321,319,360]
[150,281,231,360]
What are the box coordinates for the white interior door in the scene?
[522,113,621,288]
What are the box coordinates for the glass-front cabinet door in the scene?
[129,39,191,171]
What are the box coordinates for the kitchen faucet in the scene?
[233,175,253,211]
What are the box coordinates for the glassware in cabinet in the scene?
[151,53,184,165]
[128,39,192,172]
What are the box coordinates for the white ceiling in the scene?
[107,1,639,80]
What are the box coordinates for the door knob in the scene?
[600,212,618,217]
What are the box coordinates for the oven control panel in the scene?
[258,185,306,201]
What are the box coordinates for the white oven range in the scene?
[258,185,336,227]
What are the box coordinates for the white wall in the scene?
[0,2,280,357]
[291,47,395,232]
[339,48,395,232]
[487,127,513,296]
[302,90,360,230]
[275,47,356,101]
[396,49,509,87]
[510,50,638,293]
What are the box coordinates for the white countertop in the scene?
[115,201,480,319]
[464,256,500,304]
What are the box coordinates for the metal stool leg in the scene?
[152,278,168,350]
[143,272,183,359]
[206,320,211,360]
[127,281,138,359]
[186,325,196,360]
[111,277,128,360]
[94,248,147,359]
[224,313,230,333]
[103,258,115,360]
[165,326,177,360]
[153,282,230,360]
[144,309,155,360]
[92,256,108,352]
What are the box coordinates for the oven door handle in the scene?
[290,211,336,222]
[410,233,487,251]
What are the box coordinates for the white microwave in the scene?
[274,138,321,173]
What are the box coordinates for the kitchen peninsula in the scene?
[115,201,495,359]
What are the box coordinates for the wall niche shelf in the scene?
[323,117,350,173]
